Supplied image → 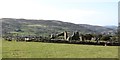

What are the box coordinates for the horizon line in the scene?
[0,17,118,26]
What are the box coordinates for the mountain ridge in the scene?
[1,18,116,36]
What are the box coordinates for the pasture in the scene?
[0,39,2,59]
[2,40,118,58]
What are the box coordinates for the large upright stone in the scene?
[71,31,80,40]
[64,31,68,40]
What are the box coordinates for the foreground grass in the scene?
[2,40,118,58]
[0,39,2,59]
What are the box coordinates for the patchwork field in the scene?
[2,40,118,58]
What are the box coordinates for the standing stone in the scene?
[64,31,68,40]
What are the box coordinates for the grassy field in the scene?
[0,39,2,59]
[2,40,118,58]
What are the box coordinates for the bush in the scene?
[101,35,111,41]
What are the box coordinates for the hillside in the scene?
[1,18,116,36]
[104,25,118,30]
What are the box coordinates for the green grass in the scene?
[0,39,2,59]
[2,40,118,58]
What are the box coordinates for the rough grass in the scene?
[2,40,118,58]
[0,39,2,59]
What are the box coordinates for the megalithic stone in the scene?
[71,31,80,40]
[76,31,80,40]
[50,34,53,38]
[64,31,68,40]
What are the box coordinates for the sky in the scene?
[0,0,119,26]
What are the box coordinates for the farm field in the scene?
[2,40,118,58]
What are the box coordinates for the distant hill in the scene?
[104,25,118,30]
[79,24,116,34]
[0,18,116,36]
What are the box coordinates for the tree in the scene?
[101,35,111,41]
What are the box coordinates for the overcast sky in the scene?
[0,0,119,26]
